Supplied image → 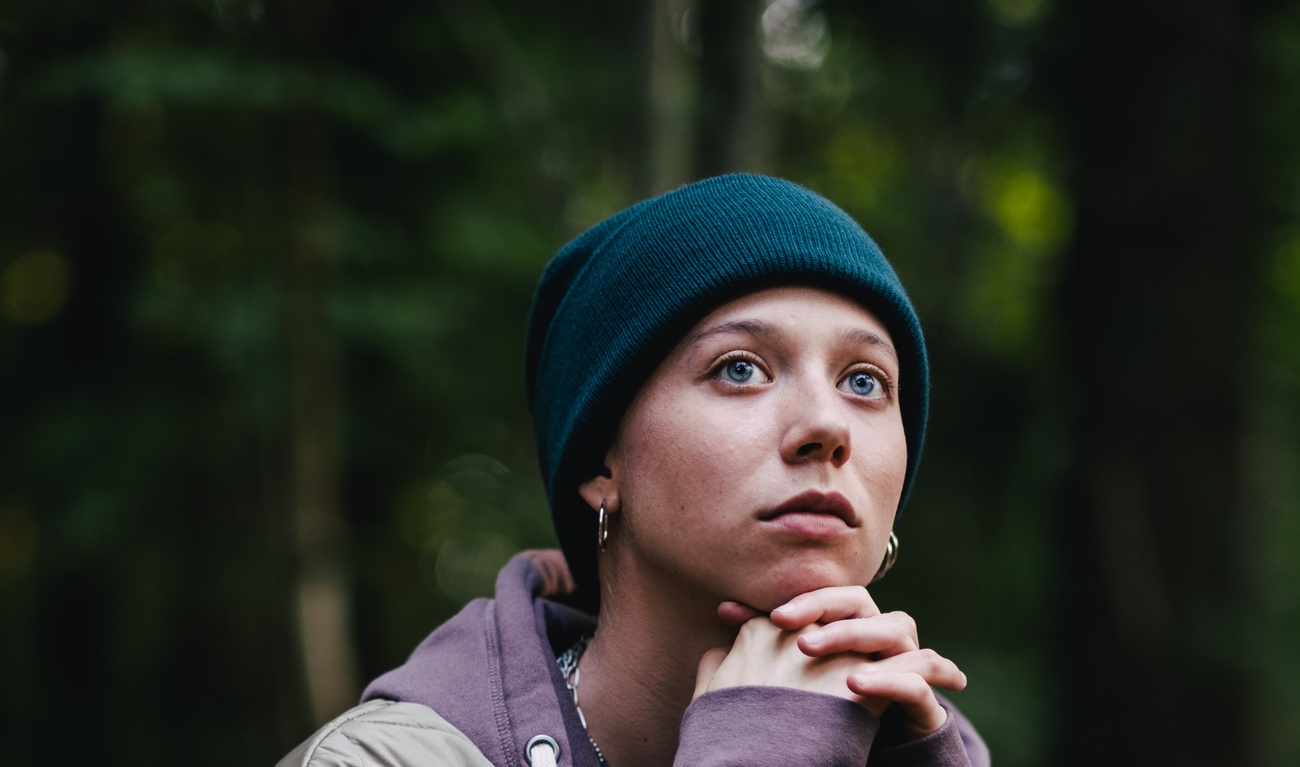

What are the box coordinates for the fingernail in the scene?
[802,629,825,647]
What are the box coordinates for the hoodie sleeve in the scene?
[674,687,876,767]
[674,688,978,767]
[867,708,974,767]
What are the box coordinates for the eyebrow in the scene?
[684,319,776,347]
[836,328,898,364]
[685,319,899,364]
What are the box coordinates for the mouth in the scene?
[758,490,860,528]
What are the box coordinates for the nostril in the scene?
[832,445,846,464]
[797,442,821,457]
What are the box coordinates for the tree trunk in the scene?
[643,0,697,195]
[283,0,360,726]
[1053,1,1267,763]
[695,0,767,178]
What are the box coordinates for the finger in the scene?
[769,586,882,629]
[694,646,731,698]
[797,612,921,657]
[717,601,765,627]
[847,672,949,736]
[849,648,967,691]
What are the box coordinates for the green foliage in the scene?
[1,1,1298,765]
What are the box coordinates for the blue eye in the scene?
[844,370,878,397]
[725,359,755,383]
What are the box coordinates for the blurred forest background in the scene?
[2,0,1299,765]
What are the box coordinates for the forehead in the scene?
[686,286,895,344]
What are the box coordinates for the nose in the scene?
[779,376,852,468]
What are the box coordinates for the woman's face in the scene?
[580,286,908,613]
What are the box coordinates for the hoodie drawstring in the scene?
[526,734,560,767]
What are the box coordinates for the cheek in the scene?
[616,393,770,513]
[857,419,909,501]
[621,401,714,506]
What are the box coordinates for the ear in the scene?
[578,456,620,514]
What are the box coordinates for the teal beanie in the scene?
[525,173,928,609]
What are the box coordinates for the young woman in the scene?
[279,174,988,767]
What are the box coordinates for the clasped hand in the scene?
[693,587,966,738]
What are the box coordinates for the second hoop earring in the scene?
[870,530,899,583]
[596,501,610,552]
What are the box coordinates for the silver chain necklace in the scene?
[557,633,610,767]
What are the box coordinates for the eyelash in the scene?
[839,364,895,400]
[707,352,896,400]
[709,351,770,386]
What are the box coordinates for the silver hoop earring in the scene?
[870,530,899,583]
[597,501,610,553]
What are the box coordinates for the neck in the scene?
[573,565,736,767]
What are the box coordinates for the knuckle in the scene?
[917,648,944,670]
[889,610,918,634]
[911,676,938,702]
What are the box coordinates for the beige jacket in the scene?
[277,700,501,767]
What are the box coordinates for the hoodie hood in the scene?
[363,551,599,767]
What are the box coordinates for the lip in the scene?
[758,490,860,528]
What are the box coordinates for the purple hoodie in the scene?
[363,551,989,767]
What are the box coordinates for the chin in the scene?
[742,560,866,612]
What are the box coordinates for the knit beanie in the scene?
[525,173,928,610]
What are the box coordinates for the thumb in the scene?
[717,601,764,627]
[694,646,730,699]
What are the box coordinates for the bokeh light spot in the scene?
[1,250,71,325]
[434,531,515,603]
[987,0,1048,27]
[992,170,1073,249]
[1272,236,1300,300]
[0,505,38,584]
[762,0,829,71]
